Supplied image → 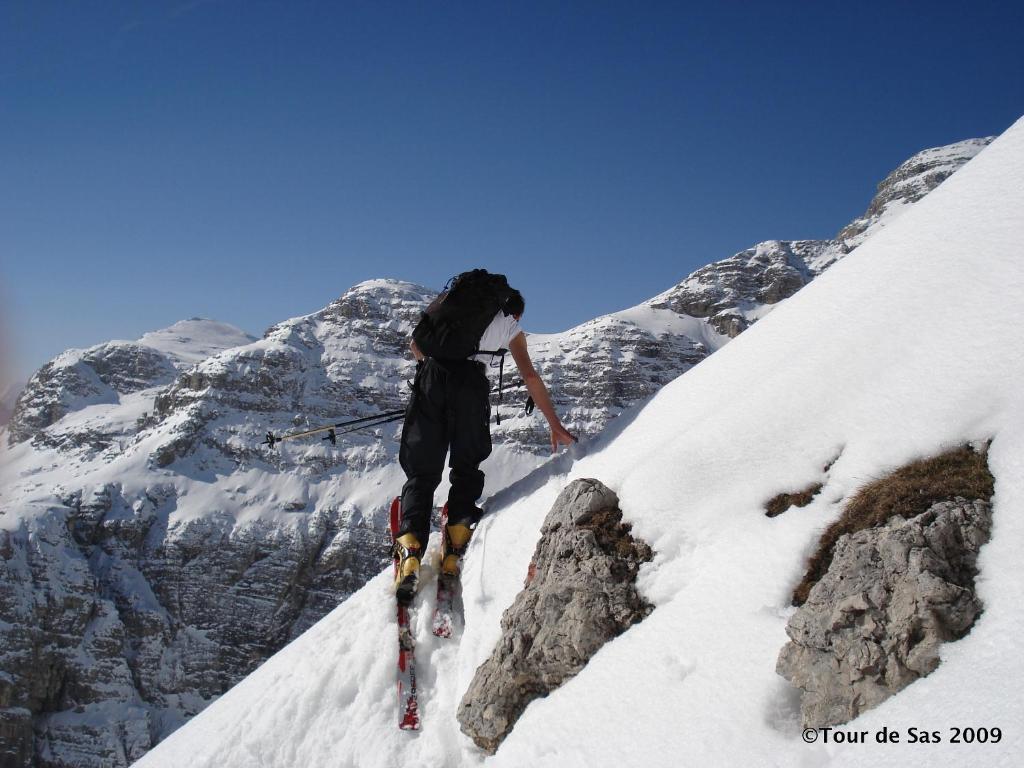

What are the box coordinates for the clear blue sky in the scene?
[1,1,1021,384]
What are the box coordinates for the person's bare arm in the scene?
[508,332,575,453]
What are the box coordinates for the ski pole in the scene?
[327,412,406,442]
[264,409,405,448]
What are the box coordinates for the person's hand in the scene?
[550,423,577,453]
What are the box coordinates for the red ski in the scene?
[389,497,419,730]
[432,504,459,638]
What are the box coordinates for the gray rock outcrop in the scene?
[458,479,653,754]
[777,498,992,728]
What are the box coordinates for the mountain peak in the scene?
[138,319,257,367]
[345,278,434,295]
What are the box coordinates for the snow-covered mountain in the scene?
[0,136,992,767]
[5,319,256,447]
[135,117,1024,768]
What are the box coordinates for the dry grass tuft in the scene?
[578,507,654,563]
[764,484,823,518]
[791,443,994,606]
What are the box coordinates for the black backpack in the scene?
[412,269,515,361]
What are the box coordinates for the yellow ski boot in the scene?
[440,522,474,578]
[393,533,422,605]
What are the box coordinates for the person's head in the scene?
[505,289,525,320]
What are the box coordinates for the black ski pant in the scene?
[399,358,492,546]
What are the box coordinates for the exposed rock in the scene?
[776,498,992,728]
[458,479,653,754]
[649,239,832,336]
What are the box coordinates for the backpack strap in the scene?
[477,348,508,425]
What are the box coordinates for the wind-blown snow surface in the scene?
[136,118,1024,768]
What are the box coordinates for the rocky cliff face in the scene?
[648,239,838,337]
[0,138,991,767]
[0,484,385,768]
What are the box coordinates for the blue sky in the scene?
[1,1,1021,384]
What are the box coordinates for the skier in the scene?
[393,271,575,603]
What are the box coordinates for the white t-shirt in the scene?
[472,311,521,365]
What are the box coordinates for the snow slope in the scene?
[136,117,1024,767]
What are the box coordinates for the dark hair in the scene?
[504,289,525,317]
